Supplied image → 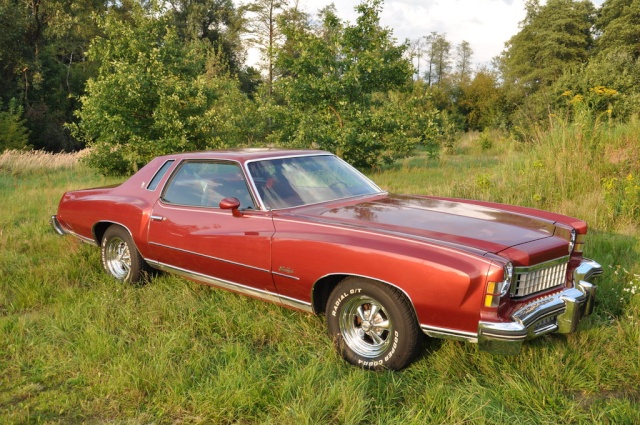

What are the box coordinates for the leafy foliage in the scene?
[595,0,640,59]
[553,52,640,121]
[456,69,505,131]
[70,3,256,174]
[0,1,29,101]
[500,0,596,92]
[499,0,640,129]
[166,0,246,73]
[0,0,107,151]
[264,0,438,168]
[0,99,30,151]
[1,0,640,175]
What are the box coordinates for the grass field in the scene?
[1,123,639,424]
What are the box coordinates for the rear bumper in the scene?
[50,215,67,236]
[477,258,602,355]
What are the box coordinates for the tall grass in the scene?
[1,138,639,423]
[375,115,640,233]
[0,149,89,175]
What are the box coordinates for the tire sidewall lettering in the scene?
[101,237,108,272]
[331,287,362,317]
[355,331,399,367]
[384,331,399,362]
[330,285,400,368]
[326,277,419,370]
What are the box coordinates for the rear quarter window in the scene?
[146,160,175,191]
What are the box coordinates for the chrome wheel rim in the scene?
[338,295,393,358]
[105,237,131,280]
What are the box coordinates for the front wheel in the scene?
[101,225,148,284]
[326,277,422,370]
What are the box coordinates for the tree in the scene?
[455,40,473,83]
[405,37,427,80]
[166,0,246,72]
[424,32,451,86]
[499,0,596,93]
[245,0,290,97]
[0,1,29,103]
[265,0,432,168]
[457,69,506,131]
[0,0,107,151]
[595,0,640,59]
[71,3,256,174]
[0,99,31,151]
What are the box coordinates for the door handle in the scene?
[151,215,165,221]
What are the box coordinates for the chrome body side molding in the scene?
[148,241,271,274]
[421,325,478,343]
[147,260,314,313]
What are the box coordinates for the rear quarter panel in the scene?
[55,157,172,253]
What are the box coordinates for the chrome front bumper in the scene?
[478,258,602,355]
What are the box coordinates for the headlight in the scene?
[502,262,513,296]
[568,229,577,253]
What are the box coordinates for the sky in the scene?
[279,0,607,69]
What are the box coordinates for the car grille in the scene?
[511,257,569,298]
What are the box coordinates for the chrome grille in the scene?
[511,257,569,298]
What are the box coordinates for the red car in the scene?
[51,149,602,370]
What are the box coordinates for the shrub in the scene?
[478,131,493,151]
[0,99,30,152]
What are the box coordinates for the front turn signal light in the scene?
[484,263,513,308]
[574,233,586,254]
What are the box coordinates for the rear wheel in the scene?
[326,277,422,370]
[101,225,148,284]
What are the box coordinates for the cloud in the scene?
[296,0,526,66]
[244,0,606,69]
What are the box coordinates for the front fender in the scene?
[271,218,494,334]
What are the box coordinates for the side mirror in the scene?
[219,197,243,217]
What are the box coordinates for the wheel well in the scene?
[312,274,348,315]
[312,274,420,323]
[92,222,115,245]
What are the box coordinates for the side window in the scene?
[162,161,255,209]
[147,160,174,191]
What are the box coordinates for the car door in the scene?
[146,160,277,294]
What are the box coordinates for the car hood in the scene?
[294,194,559,255]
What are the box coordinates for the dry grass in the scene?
[0,149,89,174]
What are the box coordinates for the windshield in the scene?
[247,155,383,209]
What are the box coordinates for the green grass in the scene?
[1,124,639,424]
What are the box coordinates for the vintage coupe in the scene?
[51,149,602,370]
